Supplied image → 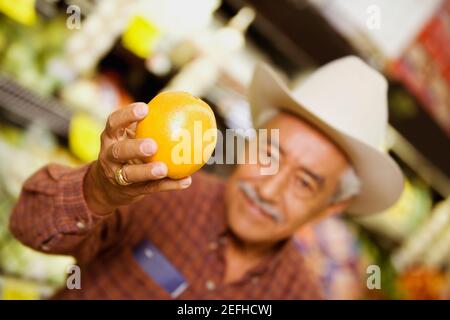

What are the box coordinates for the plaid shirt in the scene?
[10,164,324,299]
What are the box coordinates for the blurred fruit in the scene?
[69,113,102,163]
[397,266,447,300]
[136,91,217,179]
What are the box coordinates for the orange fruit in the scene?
[135,91,217,179]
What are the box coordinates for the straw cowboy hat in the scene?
[248,56,404,215]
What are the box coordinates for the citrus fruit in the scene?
[135,91,217,179]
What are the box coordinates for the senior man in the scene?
[10,56,403,299]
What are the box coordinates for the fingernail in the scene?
[140,139,156,155]
[180,177,192,188]
[151,165,167,177]
[134,104,148,118]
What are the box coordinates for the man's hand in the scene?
[84,102,192,215]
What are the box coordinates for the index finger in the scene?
[105,102,148,137]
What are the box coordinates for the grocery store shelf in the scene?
[389,126,450,197]
[0,274,56,300]
[0,74,72,139]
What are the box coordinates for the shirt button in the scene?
[144,249,154,259]
[205,280,216,291]
[76,221,86,230]
[208,242,218,251]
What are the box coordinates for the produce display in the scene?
[0,123,78,299]
[0,16,68,96]
[356,178,432,241]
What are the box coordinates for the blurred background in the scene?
[0,0,449,300]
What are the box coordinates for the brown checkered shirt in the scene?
[10,164,324,299]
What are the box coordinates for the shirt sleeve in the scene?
[9,163,131,265]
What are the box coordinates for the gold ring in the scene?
[114,167,131,186]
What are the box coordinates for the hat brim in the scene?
[248,63,404,215]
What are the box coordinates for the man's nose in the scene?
[257,166,290,203]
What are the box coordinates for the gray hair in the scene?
[331,167,361,203]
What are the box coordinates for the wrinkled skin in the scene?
[226,112,351,246]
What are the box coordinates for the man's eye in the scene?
[297,177,311,190]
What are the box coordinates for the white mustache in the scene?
[238,181,283,223]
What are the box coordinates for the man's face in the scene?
[225,112,351,244]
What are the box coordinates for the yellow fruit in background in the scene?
[135,91,217,179]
